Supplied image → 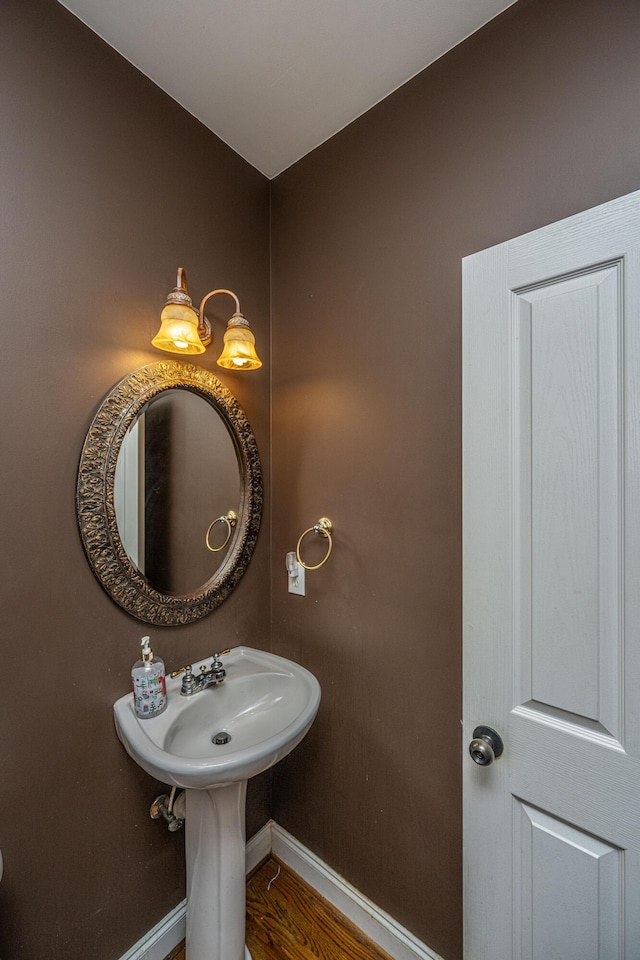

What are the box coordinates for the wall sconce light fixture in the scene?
[151,267,262,370]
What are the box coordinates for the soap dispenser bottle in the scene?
[131,636,167,719]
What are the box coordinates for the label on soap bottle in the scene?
[132,670,167,718]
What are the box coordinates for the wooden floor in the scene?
[165,858,393,960]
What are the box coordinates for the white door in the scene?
[463,189,640,960]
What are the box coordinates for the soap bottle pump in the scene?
[131,636,167,719]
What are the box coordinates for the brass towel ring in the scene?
[205,510,237,552]
[296,517,333,571]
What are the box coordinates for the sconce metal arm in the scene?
[198,289,247,345]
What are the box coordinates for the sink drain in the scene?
[212,731,231,745]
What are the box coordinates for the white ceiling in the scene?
[58,0,516,179]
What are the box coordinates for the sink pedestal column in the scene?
[185,781,252,960]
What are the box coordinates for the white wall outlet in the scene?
[286,551,305,596]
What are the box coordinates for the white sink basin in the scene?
[113,646,321,790]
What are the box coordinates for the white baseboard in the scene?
[118,823,271,960]
[119,820,441,960]
[269,822,443,960]
[245,819,272,874]
[118,898,187,960]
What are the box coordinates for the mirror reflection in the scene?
[114,389,240,596]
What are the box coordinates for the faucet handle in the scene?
[170,663,192,679]
[211,652,227,682]
[180,664,196,695]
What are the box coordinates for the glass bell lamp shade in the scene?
[217,319,262,370]
[151,302,206,355]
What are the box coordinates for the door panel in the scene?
[514,263,623,735]
[514,802,623,960]
[463,189,640,959]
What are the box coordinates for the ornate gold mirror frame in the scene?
[76,361,262,625]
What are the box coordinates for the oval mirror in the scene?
[77,361,262,625]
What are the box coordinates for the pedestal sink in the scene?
[113,646,321,960]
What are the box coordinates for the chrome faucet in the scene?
[171,652,228,696]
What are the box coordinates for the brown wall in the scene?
[270,1,640,958]
[0,2,270,958]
